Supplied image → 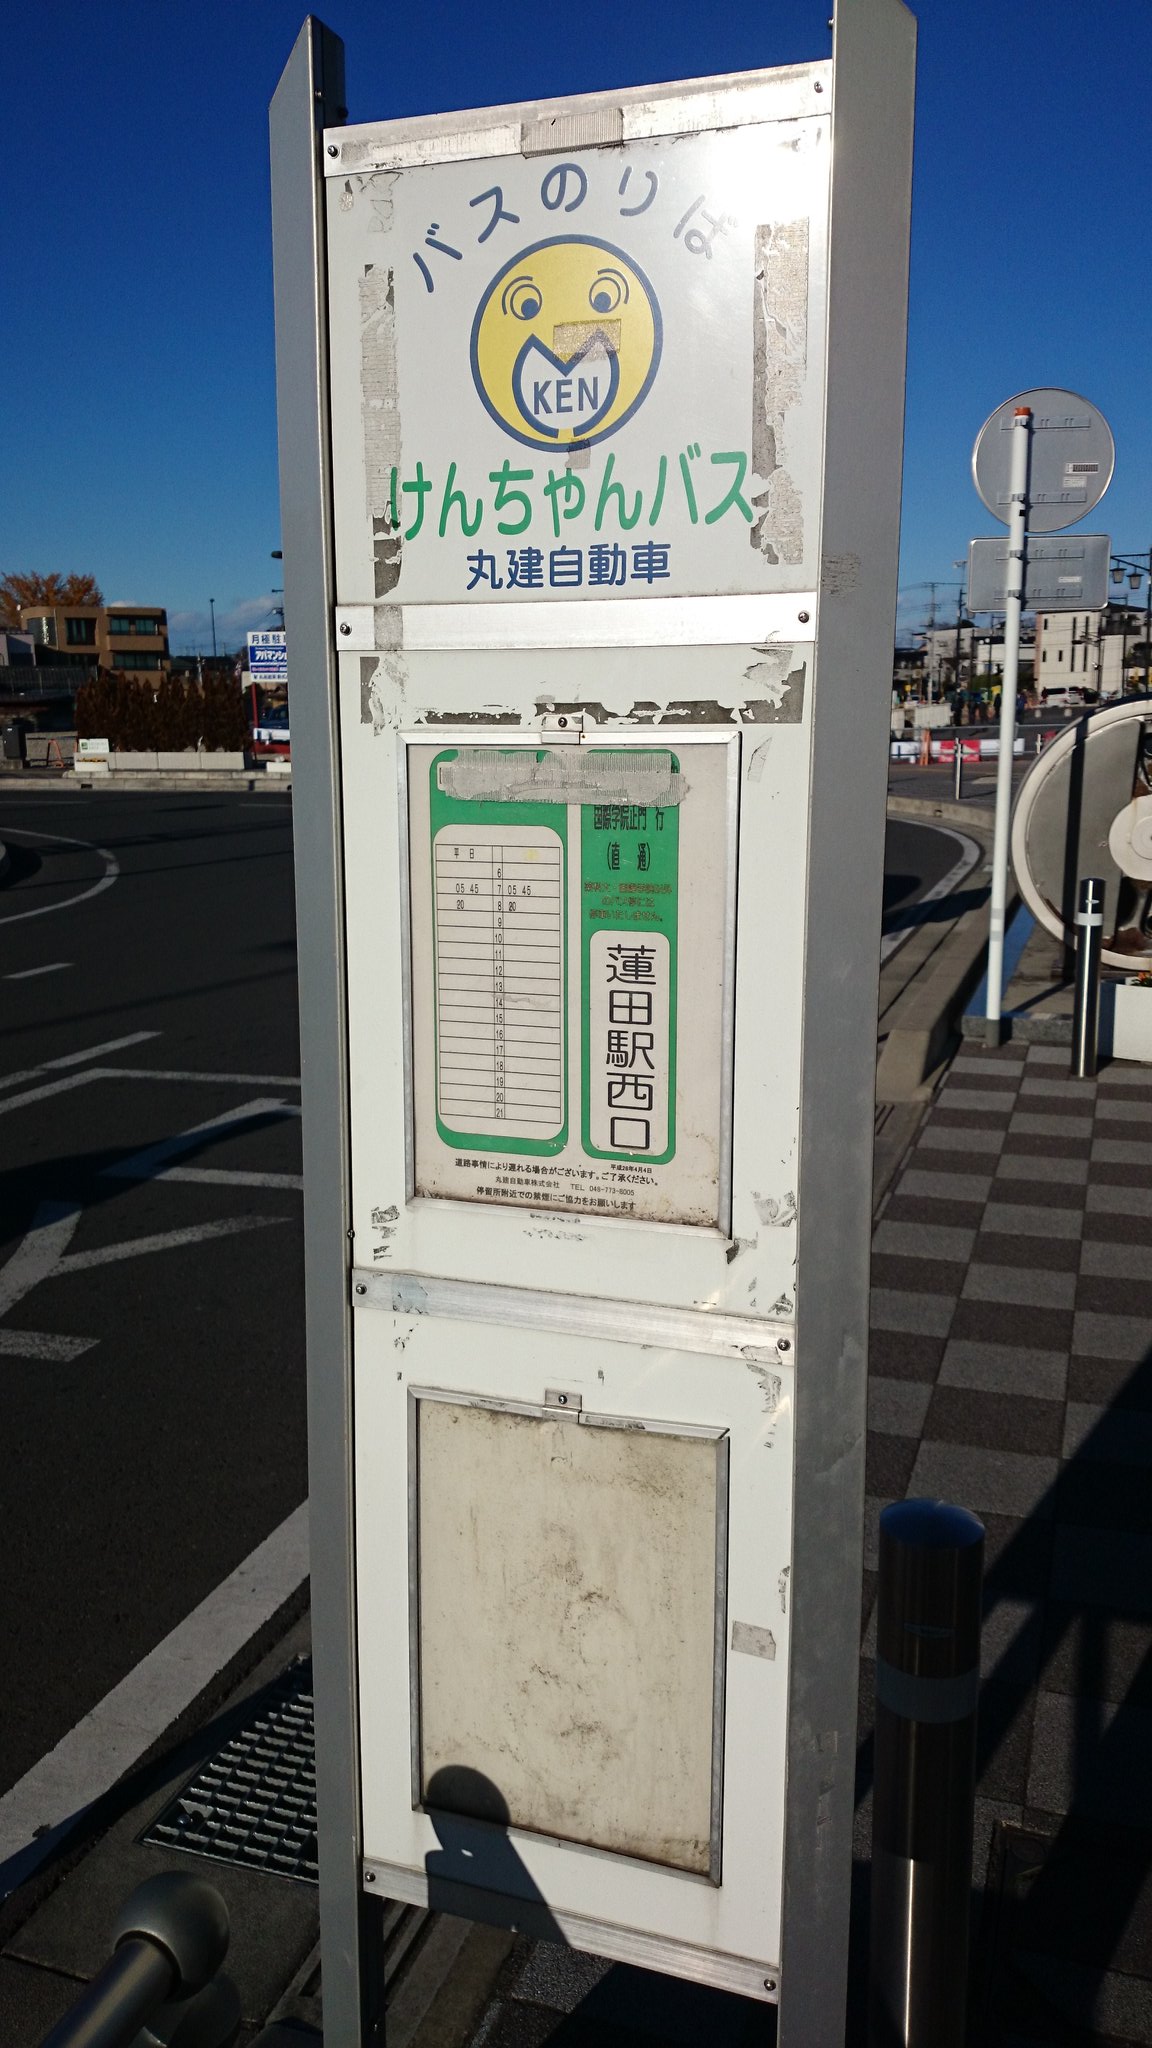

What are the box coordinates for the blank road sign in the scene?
[967,534,1111,612]
[972,389,1114,535]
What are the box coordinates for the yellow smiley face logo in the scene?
[470,236,662,450]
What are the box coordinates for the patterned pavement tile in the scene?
[867,1378,933,1437]
[872,1218,977,1262]
[952,1057,1026,1079]
[910,1440,1058,1519]
[950,1298,1074,1353]
[1073,1312,1152,1361]
[866,1431,919,1500]
[914,1124,1006,1154]
[963,1263,1078,1310]
[974,1231,1082,1273]
[1080,1240,1152,1281]
[982,1176,1086,1211]
[1076,1273,1152,1320]
[867,1328,944,1381]
[1062,1404,1152,1466]
[1067,1355,1152,1409]
[1097,1096,1152,1124]
[897,1166,996,1202]
[1010,1111,1095,1138]
[940,1339,1068,1401]
[1092,1137,1152,1166]
[1019,1078,1098,1101]
[926,1385,1064,1456]
[1087,1183,1152,1219]
[869,1287,955,1336]
[983,1200,1083,1240]
[997,1152,1090,1185]
[870,1251,967,1295]
[936,1087,1020,1115]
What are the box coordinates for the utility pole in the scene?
[209,598,217,661]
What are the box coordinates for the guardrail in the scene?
[37,1872,236,2048]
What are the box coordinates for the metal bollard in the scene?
[38,1872,230,2048]
[869,1499,985,2048]
[1071,876,1105,1080]
[952,739,963,803]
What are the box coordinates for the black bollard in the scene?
[869,1499,985,2048]
[1071,876,1105,1080]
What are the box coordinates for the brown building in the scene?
[19,601,170,679]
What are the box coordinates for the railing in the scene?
[37,1873,236,2048]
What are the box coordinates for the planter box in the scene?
[1100,981,1152,1064]
[75,750,248,775]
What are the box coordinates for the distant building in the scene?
[920,623,1034,693]
[0,629,36,667]
[19,601,170,679]
[1034,601,1146,698]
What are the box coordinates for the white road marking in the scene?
[57,1217,286,1275]
[0,1072,116,1118]
[0,826,120,927]
[101,1099,300,1184]
[880,828,983,965]
[151,1167,304,1190]
[0,1500,310,1888]
[0,1330,97,1362]
[0,1202,81,1316]
[100,1067,302,1087]
[4,962,72,981]
[0,1031,161,1093]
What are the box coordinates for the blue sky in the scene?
[0,0,1147,652]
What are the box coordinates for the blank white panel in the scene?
[415,1396,723,1874]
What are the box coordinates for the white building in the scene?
[1034,601,1147,698]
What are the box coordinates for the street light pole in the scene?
[1110,549,1152,698]
[209,598,217,661]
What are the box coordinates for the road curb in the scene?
[877,801,1008,1102]
[69,773,292,793]
[886,793,995,831]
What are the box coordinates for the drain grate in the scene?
[141,1658,318,1883]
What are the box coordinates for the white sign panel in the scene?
[407,736,734,1227]
[327,121,829,605]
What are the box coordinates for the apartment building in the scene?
[1034,600,1145,698]
[19,601,170,679]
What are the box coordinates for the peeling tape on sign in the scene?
[437,747,686,806]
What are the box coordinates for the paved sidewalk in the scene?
[864,1040,1152,2046]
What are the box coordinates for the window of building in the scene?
[25,615,57,647]
[1057,649,1063,663]
[108,615,162,637]
[110,650,163,671]
[1042,648,1047,663]
[65,616,97,646]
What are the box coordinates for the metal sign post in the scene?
[984,407,1031,1043]
[271,6,914,2042]
[971,388,1115,1041]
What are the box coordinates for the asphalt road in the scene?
[882,816,969,924]
[0,788,304,1797]
[0,793,962,1812]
